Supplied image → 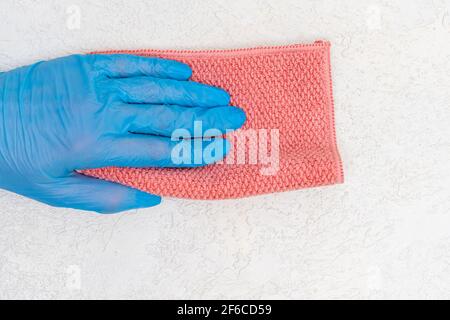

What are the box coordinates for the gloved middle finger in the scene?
[106,76,231,107]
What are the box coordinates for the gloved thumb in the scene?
[39,174,161,214]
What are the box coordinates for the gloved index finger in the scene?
[92,54,192,80]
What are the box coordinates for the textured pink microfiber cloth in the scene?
[83,40,344,199]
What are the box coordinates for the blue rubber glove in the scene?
[0,54,246,213]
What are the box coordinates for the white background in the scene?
[0,0,449,299]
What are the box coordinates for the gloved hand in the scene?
[0,54,246,213]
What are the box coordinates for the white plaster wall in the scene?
[0,0,449,299]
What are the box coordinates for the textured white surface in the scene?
[1,0,450,299]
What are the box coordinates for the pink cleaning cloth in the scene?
[83,40,344,199]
